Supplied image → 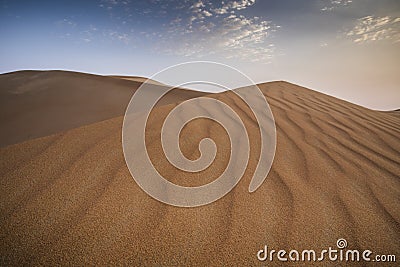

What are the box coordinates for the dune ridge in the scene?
[0,70,205,148]
[0,80,399,266]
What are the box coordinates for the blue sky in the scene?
[1,0,399,110]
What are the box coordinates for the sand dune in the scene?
[0,79,399,265]
[0,70,205,147]
[110,75,166,86]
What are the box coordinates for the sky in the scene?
[0,0,399,110]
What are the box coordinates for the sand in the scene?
[0,75,399,266]
[109,75,167,86]
[0,70,205,147]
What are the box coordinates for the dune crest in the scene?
[0,70,205,147]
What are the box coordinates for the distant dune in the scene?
[0,72,399,266]
[109,75,166,86]
[0,70,205,147]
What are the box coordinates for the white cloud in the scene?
[213,8,229,15]
[190,1,205,9]
[210,0,256,14]
[95,0,277,62]
[321,0,352,11]
[154,0,277,62]
[226,0,256,10]
[346,15,400,43]
[203,10,212,17]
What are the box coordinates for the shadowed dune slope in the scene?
[0,70,205,147]
[0,81,399,266]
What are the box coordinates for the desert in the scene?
[0,70,399,265]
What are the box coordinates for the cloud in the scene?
[95,0,277,62]
[346,15,400,43]
[57,18,77,27]
[156,0,277,62]
[203,10,212,17]
[190,1,205,9]
[209,0,256,14]
[223,0,256,11]
[321,0,352,11]
[101,0,130,6]
[213,8,229,15]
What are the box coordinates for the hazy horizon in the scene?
[1,0,399,110]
